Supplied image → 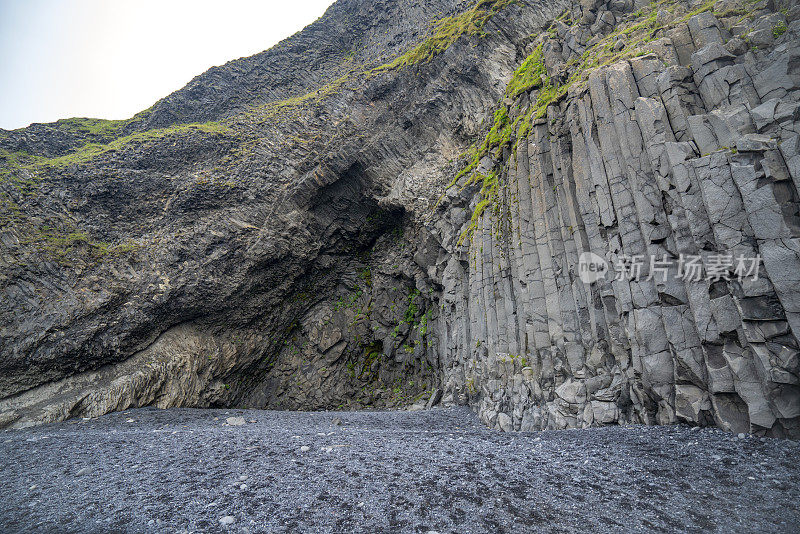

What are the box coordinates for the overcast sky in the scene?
[0,0,336,130]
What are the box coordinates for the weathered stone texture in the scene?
[432,1,800,437]
[1,0,798,437]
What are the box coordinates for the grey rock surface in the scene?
[1,407,798,533]
[431,0,800,437]
[1,0,799,438]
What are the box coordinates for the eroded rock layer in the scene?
[1,0,798,435]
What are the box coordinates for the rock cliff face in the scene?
[1,0,799,436]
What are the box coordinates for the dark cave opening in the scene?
[225,162,440,413]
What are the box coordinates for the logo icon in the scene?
[578,252,608,284]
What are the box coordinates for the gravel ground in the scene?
[0,407,798,533]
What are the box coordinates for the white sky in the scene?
[0,0,336,130]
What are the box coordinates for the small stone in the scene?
[239,475,248,481]
[497,413,513,432]
[300,446,310,452]
[226,417,246,426]
[426,388,443,409]
[738,433,747,439]
[332,418,342,426]
[75,467,92,476]
[219,516,235,526]
[125,419,135,423]
[736,133,777,152]
[724,37,747,56]
[608,0,631,12]
[239,484,248,490]
[747,29,773,48]
[29,485,37,490]
[731,22,749,36]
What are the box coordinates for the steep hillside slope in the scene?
[1,0,798,437]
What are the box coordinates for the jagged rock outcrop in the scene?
[1,0,798,436]
[431,0,800,437]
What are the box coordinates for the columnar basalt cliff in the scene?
[1,0,798,437]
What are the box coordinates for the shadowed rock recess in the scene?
[1,0,799,436]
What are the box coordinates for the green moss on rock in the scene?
[373,0,517,72]
[505,43,546,98]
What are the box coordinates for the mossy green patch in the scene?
[403,288,420,324]
[48,121,230,168]
[22,225,142,263]
[52,117,128,140]
[432,101,515,216]
[244,72,354,124]
[446,0,740,244]
[0,151,46,204]
[2,121,230,176]
[372,0,516,72]
[358,341,383,382]
[0,149,41,167]
[505,43,546,98]
[456,169,500,245]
